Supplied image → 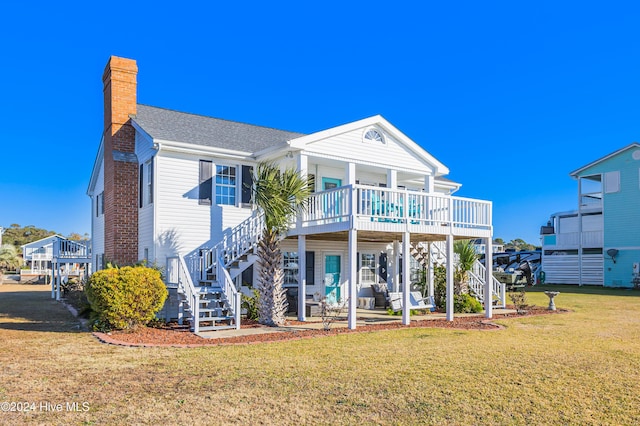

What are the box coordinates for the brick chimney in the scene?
[102,56,139,265]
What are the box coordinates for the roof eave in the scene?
[570,142,640,177]
[86,136,104,196]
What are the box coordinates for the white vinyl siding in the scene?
[153,153,254,267]
[542,253,603,285]
[302,128,432,174]
[91,161,105,269]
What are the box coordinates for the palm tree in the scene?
[0,244,21,273]
[453,240,478,294]
[252,162,312,326]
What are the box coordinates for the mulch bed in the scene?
[93,306,567,347]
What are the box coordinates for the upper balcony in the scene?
[291,184,492,239]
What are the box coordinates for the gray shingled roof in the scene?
[132,104,306,153]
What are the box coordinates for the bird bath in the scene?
[544,291,559,311]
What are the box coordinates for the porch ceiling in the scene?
[285,231,471,244]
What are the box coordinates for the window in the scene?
[283,252,299,286]
[604,171,620,193]
[216,165,237,205]
[360,253,376,284]
[96,192,104,217]
[199,160,212,205]
[139,159,154,207]
[363,128,385,144]
[283,252,315,286]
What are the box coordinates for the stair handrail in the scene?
[199,209,265,281]
[430,242,506,308]
[217,255,241,330]
[467,270,485,303]
[172,255,200,333]
[471,260,506,308]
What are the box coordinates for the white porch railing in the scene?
[31,252,53,261]
[167,256,200,332]
[551,231,603,248]
[54,240,91,259]
[302,185,492,231]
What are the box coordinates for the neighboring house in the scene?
[21,235,91,293]
[540,143,640,287]
[87,56,501,332]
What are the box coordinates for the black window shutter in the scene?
[199,160,212,205]
[242,165,254,204]
[305,251,315,286]
[378,253,387,283]
[139,164,144,208]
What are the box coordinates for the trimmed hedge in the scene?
[86,266,167,331]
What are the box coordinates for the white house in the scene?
[88,56,501,333]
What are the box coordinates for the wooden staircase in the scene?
[168,209,265,333]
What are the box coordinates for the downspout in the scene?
[152,142,161,265]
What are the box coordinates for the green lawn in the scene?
[1,283,639,425]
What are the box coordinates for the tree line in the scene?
[493,238,538,252]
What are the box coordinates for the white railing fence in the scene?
[167,256,200,332]
[302,185,491,231]
[54,240,91,259]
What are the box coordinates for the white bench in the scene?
[388,291,435,312]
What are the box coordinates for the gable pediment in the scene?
[289,116,448,175]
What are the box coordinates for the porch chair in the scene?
[371,283,389,309]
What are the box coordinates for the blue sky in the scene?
[1,1,638,245]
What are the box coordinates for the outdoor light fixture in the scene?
[286,151,294,159]
[606,248,619,264]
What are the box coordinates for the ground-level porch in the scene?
[281,225,496,330]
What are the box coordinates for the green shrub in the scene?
[242,289,259,321]
[433,265,447,309]
[85,265,167,331]
[453,293,483,313]
[509,289,529,314]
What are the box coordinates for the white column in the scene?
[424,175,434,193]
[348,228,358,330]
[387,169,397,189]
[56,262,61,301]
[402,232,411,325]
[446,234,454,321]
[298,235,307,322]
[427,243,434,298]
[393,240,400,292]
[297,154,308,231]
[484,237,493,318]
[51,263,55,299]
[346,162,356,185]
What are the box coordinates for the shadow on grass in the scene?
[0,287,83,333]
[526,284,640,297]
